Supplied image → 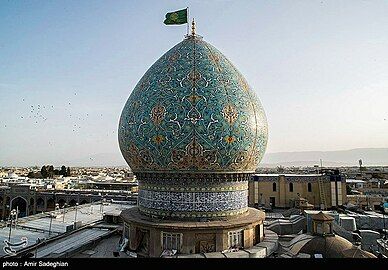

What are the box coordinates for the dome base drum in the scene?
[136,172,251,220]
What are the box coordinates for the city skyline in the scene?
[1,0,388,166]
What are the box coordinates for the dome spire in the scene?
[191,18,196,36]
[185,18,201,40]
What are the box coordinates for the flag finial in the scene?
[191,18,196,36]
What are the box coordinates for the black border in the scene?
[0,258,385,270]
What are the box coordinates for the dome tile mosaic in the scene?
[118,34,268,219]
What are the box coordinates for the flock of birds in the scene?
[28,103,51,123]
[8,93,115,131]
[19,93,91,130]
[2,92,117,158]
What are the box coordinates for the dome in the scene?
[118,32,268,219]
[299,235,352,258]
[299,235,376,258]
[118,34,268,174]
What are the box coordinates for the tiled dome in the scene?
[118,35,268,173]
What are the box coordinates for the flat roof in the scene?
[0,202,134,257]
[303,210,338,215]
[346,179,365,183]
[36,228,111,258]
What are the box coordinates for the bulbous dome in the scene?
[119,35,268,173]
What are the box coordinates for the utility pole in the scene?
[74,203,79,229]
[8,209,17,242]
[48,213,53,236]
[16,206,19,227]
[101,198,106,214]
[62,203,67,223]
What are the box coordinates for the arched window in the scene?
[308,183,312,192]
[289,183,294,192]
[272,183,277,192]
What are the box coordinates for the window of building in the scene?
[228,230,244,249]
[308,183,312,192]
[289,183,294,192]
[272,182,277,192]
[162,232,182,252]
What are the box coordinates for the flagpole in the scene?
[186,7,189,36]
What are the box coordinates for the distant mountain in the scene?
[258,161,354,168]
[260,148,388,167]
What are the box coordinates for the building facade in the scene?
[0,185,136,219]
[248,173,346,209]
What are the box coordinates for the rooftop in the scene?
[0,202,134,257]
[346,179,366,183]
[120,207,265,229]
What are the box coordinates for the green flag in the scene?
[164,8,188,25]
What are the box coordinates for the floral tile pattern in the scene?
[118,35,268,218]
[118,35,268,173]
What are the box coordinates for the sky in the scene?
[1,0,388,167]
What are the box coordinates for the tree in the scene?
[27,172,35,178]
[66,167,71,177]
[346,184,352,195]
[47,165,54,178]
[41,166,48,179]
[277,166,285,173]
[60,166,67,176]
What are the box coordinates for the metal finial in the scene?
[191,18,196,36]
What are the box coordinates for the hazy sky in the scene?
[1,0,388,167]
